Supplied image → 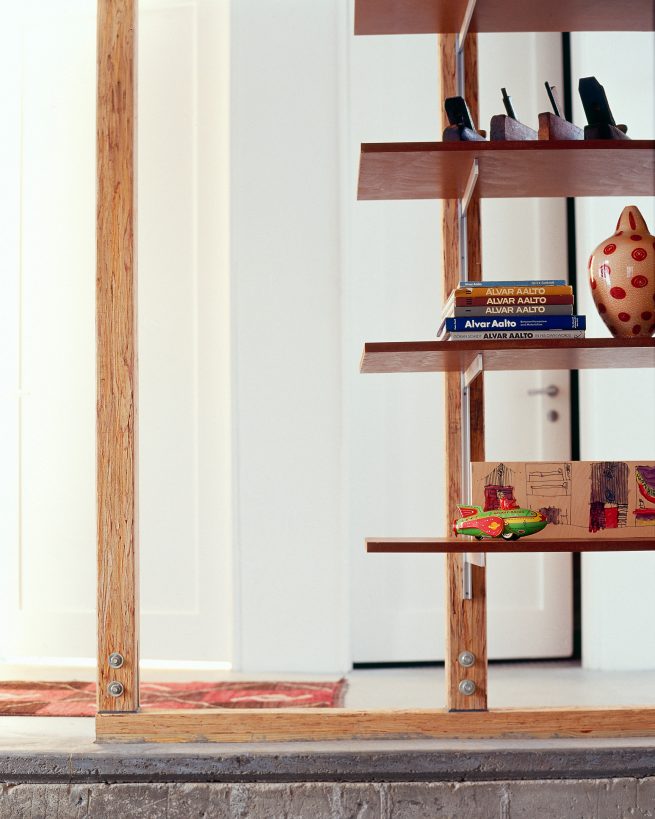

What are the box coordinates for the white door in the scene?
[349,32,572,662]
[0,1,232,664]
[571,31,655,671]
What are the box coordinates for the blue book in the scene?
[445,315,586,332]
[458,279,567,288]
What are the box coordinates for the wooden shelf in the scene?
[358,141,655,200]
[367,537,655,553]
[355,0,654,35]
[361,338,655,374]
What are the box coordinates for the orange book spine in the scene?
[454,285,573,299]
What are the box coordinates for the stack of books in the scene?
[437,279,585,340]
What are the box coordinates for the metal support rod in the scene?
[460,372,472,503]
[461,159,479,217]
[456,30,473,599]
[456,34,465,95]
[456,33,468,280]
[464,352,484,389]
[458,0,478,52]
[461,371,473,599]
[458,162,478,282]
[461,356,485,601]
[458,198,468,284]
[462,560,473,603]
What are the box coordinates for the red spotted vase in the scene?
[588,205,655,337]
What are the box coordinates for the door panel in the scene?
[571,31,655,670]
[0,2,232,664]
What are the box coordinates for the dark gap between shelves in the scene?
[563,31,582,662]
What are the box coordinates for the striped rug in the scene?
[0,679,348,716]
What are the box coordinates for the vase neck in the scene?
[617,206,649,234]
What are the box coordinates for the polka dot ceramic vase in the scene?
[588,205,655,337]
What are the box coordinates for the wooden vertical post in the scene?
[96,0,139,713]
[440,32,487,711]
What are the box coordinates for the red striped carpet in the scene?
[0,679,348,716]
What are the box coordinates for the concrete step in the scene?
[3,778,655,818]
[2,719,655,817]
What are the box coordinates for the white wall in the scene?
[230,0,349,672]
[138,0,233,662]
[0,0,233,665]
[571,32,655,670]
[347,32,447,662]
[0,1,97,659]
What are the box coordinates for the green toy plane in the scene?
[453,502,548,541]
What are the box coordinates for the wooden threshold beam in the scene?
[96,0,139,713]
[96,706,655,743]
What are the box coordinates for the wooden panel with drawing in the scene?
[470,461,655,538]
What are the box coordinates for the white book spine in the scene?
[444,330,586,340]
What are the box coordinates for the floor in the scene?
[3,659,655,709]
[2,661,655,751]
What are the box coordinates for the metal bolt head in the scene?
[107,681,124,698]
[458,651,475,668]
[458,679,476,696]
[108,652,124,669]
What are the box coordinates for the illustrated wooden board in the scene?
[470,461,655,539]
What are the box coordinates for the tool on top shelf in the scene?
[539,80,584,140]
[579,76,630,140]
[490,87,537,140]
[442,95,487,141]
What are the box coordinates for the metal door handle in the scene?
[527,385,559,397]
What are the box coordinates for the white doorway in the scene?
[571,30,655,671]
[349,32,573,663]
[0,0,232,666]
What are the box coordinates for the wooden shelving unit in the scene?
[354,2,655,730]
[358,140,655,200]
[355,0,654,35]
[94,0,655,741]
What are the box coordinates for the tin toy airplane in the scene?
[453,499,548,541]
